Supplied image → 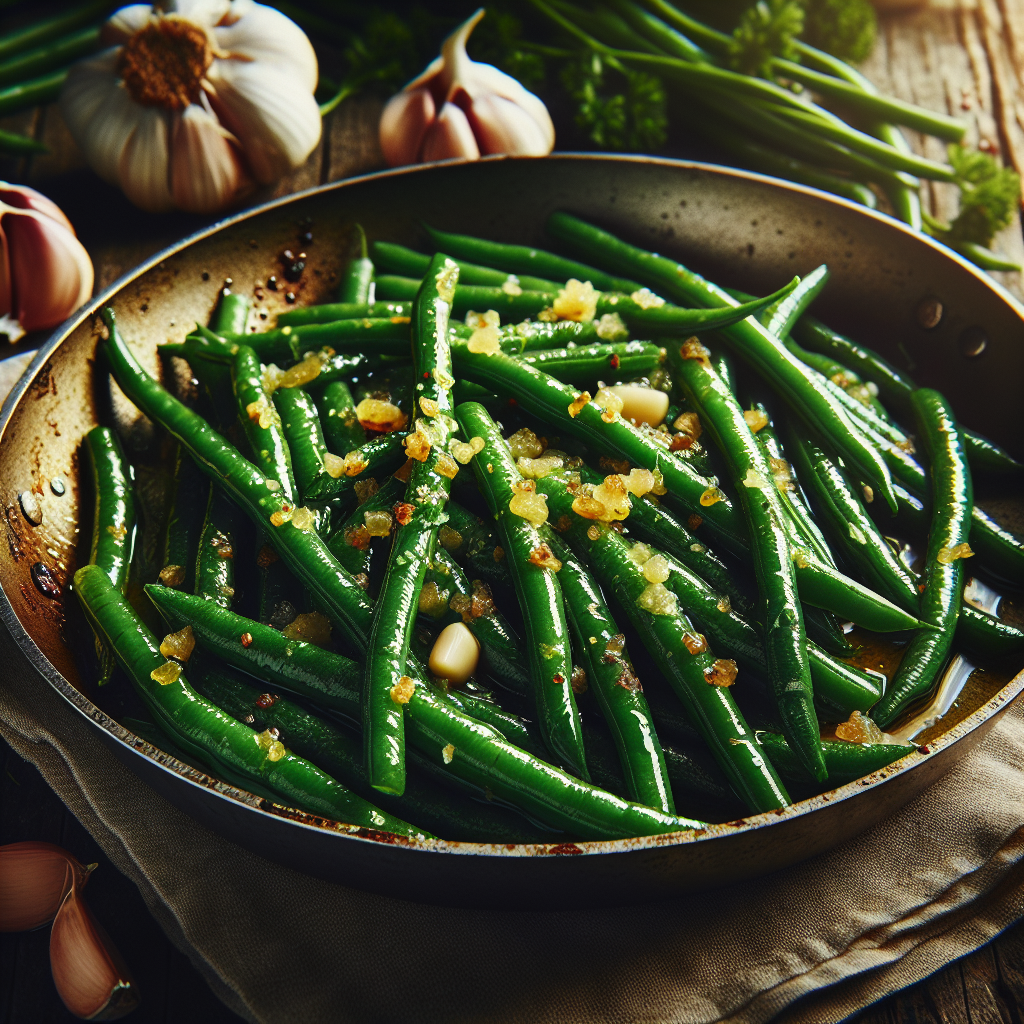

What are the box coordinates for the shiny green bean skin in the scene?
[761,264,830,340]
[874,390,973,728]
[143,587,703,838]
[373,241,560,294]
[755,732,915,787]
[556,513,791,812]
[791,316,1023,476]
[221,318,412,366]
[277,300,413,327]
[375,276,799,335]
[339,254,375,305]
[450,340,747,554]
[550,532,675,812]
[546,212,899,512]
[327,476,403,578]
[273,386,332,502]
[192,660,559,842]
[424,223,644,293]
[76,565,429,837]
[441,501,512,587]
[956,605,1024,660]
[499,318,626,351]
[231,345,297,504]
[786,432,920,614]
[211,290,250,335]
[303,432,407,503]
[519,341,663,386]
[162,446,208,594]
[315,379,366,456]
[364,254,462,794]
[194,487,239,610]
[457,402,588,778]
[672,344,825,781]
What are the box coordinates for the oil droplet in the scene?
[19,491,41,526]
[31,562,60,599]
[50,478,66,497]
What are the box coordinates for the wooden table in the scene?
[1,3,1023,1021]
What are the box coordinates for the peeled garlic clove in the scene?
[379,89,435,167]
[429,622,481,685]
[420,102,480,163]
[608,385,670,428]
[101,4,152,44]
[4,209,94,332]
[50,885,139,1021]
[0,841,95,932]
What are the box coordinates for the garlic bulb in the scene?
[60,0,321,214]
[380,9,555,166]
[0,841,96,932]
[50,883,139,1021]
[0,184,94,340]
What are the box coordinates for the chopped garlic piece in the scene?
[282,611,332,647]
[442,743,455,764]
[246,396,274,430]
[743,409,769,433]
[404,431,432,462]
[419,397,439,417]
[465,309,500,329]
[700,486,725,506]
[150,661,181,686]
[467,324,501,354]
[553,279,598,322]
[568,391,591,418]
[435,260,458,302]
[501,276,522,296]
[158,564,185,587]
[743,468,768,489]
[436,453,459,479]
[637,582,678,616]
[528,543,562,571]
[572,494,607,520]
[517,454,564,479]
[704,659,738,687]
[835,710,885,744]
[621,468,655,496]
[355,397,407,433]
[674,411,703,437]
[641,553,671,583]
[591,474,631,521]
[680,337,711,363]
[629,288,665,309]
[390,675,416,704]
[937,543,974,564]
[290,507,315,531]
[628,542,653,565]
[159,625,195,661]
[364,510,393,537]
[596,312,628,341]
[277,353,323,390]
[509,482,549,526]
[507,428,545,458]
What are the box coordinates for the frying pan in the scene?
[1,155,1021,909]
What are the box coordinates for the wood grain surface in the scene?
[0,3,1022,1021]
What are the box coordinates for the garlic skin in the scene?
[0,184,94,339]
[50,884,139,1021]
[0,841,95,932]
[60,0,321,214]
[380,9,555,167]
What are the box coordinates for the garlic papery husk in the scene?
[50,884,139,1021]
[60,0,321,214]
[0,184,94,339]
[379,8,554,167]
[0,841,96,932]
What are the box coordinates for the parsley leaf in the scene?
[931,145,1022,249]
[800,0,877,64]
[728,0,804,78]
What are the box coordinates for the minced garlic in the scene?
[553,279,598,322]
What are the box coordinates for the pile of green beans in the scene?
[73,213,1023,846]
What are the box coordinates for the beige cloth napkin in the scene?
[2,613,1024,1024]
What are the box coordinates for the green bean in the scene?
[303,432,407,503]
[440,501,512,587]
[194,487,240,610]
[363,254,462,794]
[519,341,663,386]
[424,224,644,293]
[546,532,674,812]
[802,607,854,657]
[211,290,250,335]
[278,300,413,327]
[220,318,412,366]
[273,386,332,502]
[376,275,800,335]
[761,264,830,341]
[339,226,374,303]
[0,129,46,155]
[313,379,366,456]
[874,390,973,727]
[0,68,66,117]
[672,341,825,780]
[231,345,297,503]
[144,585,703,838]
[953,240,1022,273]
[755,732,916,787]
[0,25,100,88]
[956,605,1024,661]
[790,316,1023,476]
[456,402,588,778]
[326,476,403,578]
[498,318,627,351]
[546,212,900,512]
[786,430,920,613]
[373,241,560,293]
[76,565,429,837]
[191,660,559,842]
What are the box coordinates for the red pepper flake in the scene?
[393,502,415,526]
[918,744,931,754]
[609,353,620,369]
[256,693,278,708]
[240,632,254,648]
[547,842,583,855]
[687,514,703,531]
[552,673,565,685]
[670,433,693,452]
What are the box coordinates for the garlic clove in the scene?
[463,91,552,156]
[117,105,174,213]
[176,0,232,29]
[420,101,480,163]
[468,63,556,151]
[212,2,318,94]
[101,4,151,46]
[0,841,95,933]
[205,59,321,184]
[62,52,144,187]
[171,103,249,214]
[50,885,139,1021]
[5,210,94,332]
[379,89,435,167]
[0,182,75,233]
